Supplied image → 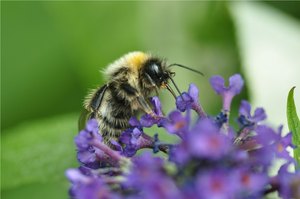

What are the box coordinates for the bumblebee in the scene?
[79,51,202,145]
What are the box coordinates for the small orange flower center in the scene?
[209,136,220,148]
[212,181,223,192]
[241,174,250,186]
[277,143,284,152]
[175,121,186,130]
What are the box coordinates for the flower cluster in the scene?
[66,74,300,199]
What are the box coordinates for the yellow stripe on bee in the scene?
[127,52,148,70]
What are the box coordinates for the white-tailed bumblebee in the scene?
[79,51,203,145]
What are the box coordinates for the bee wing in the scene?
[78,84,109,130]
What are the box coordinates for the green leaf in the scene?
[1,113,79,191]
[287,87,300,168]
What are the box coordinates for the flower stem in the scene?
[193,104,207,118]
[91,139,124,162]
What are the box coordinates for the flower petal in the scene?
[239,100,251,118]
[176,92,192,112]
[229,74,244,95]
[188,83,199,103]
[129,117,141,127]
[210,75,225,94]
[252,108,267,122]
[151,96,163,116]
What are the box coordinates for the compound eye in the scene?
[152,64,159,75]
[146,63,162,81]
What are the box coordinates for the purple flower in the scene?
[233,169,268,196]
[210,74,244,111]
[75,119,124,168]
[67,73,300,199]
[176,92,193,112]
[170,118,232,165]
[75,119,101,150]
[169,140,191,165]
[125,153,183,199]
[140,114,162,127]
[195,170,236,199]
[238,100,266,128]
[140,97,166,127]
[119,128,154,157]
[66,168,91,185]
[255,125,278,146]
[151,96,163,116]
[176,84,206,117]
[66,168,121,199]
[244,125,278,170]
[234,102,267,146]
[188,118,231,160]
[162,110,190,139]
[255,125,295,163]
[272,126,295,163]
[128,117,142,128]
[275,163,300,199]
[109,139,123,152]
[189,132,231,159]
[126,152,164,183]
[75,119,105,168]
[214,111,228,128]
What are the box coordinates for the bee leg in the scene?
[120,82,156,117]
[155,86,160,97]
[137,95,156,116]
[145,73,159,96]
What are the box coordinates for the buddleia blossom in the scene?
[175,83,206,117]
[210,74,244,112]
[119,127,154,157]
[238,100,267,128]
[140,96,166,127]
[66,168,121,199]
[66,74,300,199]
[276,163,300,199]
[162,110,190,139]
[125,153,183,199]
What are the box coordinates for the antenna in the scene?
[168,63,204,76]
[169,76,184,101]
[165,84,176,99]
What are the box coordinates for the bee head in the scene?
[142,58,171,88]
[141,56,203,99]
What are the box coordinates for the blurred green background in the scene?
[2,1,300,199]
